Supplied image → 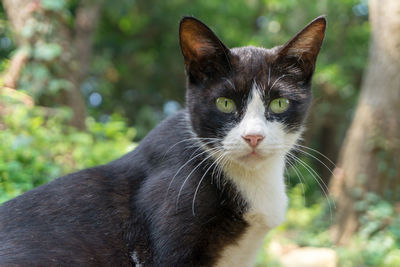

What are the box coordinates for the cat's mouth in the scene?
[248,150,261,157]
[239,149,266,161]
[234,146,285,162]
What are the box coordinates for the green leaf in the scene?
[33,43,62,61]
[40,0,66,11]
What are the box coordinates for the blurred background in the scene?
[0,0,399,266]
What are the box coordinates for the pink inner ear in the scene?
[193,40,216,57]
[286,34,318,56]
[281,18,325,61]
[181,31,216,60]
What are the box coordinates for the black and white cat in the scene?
[0,16,326,266]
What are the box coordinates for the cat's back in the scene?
[0,166,133,266]
[0,110,191,265]
[0,109,189,227]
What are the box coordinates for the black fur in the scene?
[0,112,248,266]
[0,16,325,266]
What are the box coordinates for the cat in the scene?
[0,16,326,266]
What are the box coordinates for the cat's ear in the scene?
[278,16,326,76]
[179,17,231,83]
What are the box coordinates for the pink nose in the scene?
[242,135,264,148]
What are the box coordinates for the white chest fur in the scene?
[215,215,269,267]
[215,157,288,267]
[212,84,298,266]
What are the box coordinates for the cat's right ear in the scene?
[179,17,231,83]
[277,16,326,78]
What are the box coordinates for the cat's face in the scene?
[180,17,325,169]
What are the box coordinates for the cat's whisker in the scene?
[162,138,195,161]
[284,164,289,182]
[294,143,336,168]
[187,139,220,159]
[192,151,227,216]
[262,136,336,222]
[166,146,220,198]
[286,152,334,223]
[223,78,236,91]
[210,156,220,180]
[265,142,336,182]
[285,157,307,206]
[270,74,289,91]
[162,137,220,161]
[165,136,219,151]
[215,154,231,194]
[219,155,231,189]
[176,148,223,210]
[267,66,271,87]
[213,152,228,190]
[291,147,336,178]
[286,152,330,195]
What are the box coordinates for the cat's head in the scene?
[179,16,326,169]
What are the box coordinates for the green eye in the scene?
[270,98,290,114]
[216,97,236,113]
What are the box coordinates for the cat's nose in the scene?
[242,134,264,148]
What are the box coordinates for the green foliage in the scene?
[256,186,400,266]
[89,0,369,140]
[33,42,63,61]
[2,0,77,101]
[0,94,135,203]
[337,194,400,266]
[41,0,67,11]
[254,184,334,266]
[279,184,333,248]
[0,4,14,72]
[1,0,370,143]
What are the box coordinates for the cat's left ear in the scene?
[179,17,231,83]
[278,16,326,76]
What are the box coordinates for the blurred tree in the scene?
[1,0,33,89]
[91,0,261,139]
[91,0,368,148]
[330,0,400,245]
[1,0,103,130]
[0,0,370,191]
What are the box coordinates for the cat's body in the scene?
[0,17,326,266]
[0,111,249,266]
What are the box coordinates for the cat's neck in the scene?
[222,155,288,229]
[214,155,288,267]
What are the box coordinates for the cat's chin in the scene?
[239,152,266,161]
[229,151,275,169]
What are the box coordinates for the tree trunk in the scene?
[1,0,102,130]
[3,48,29,89]
[330,0,400,245]
[57,1,103,130]
[2,0,38,89]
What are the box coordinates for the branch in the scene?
[3,49,29,89]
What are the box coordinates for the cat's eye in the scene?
[216,97,236,113]
[270,98,290,114]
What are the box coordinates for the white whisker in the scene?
[192,151,227,215]
[286,152,335,223]
[176,148,222,210]
[294,144,336,168]
[270,74,288,90]
[166,146,219,198]
[285,158,306,206]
